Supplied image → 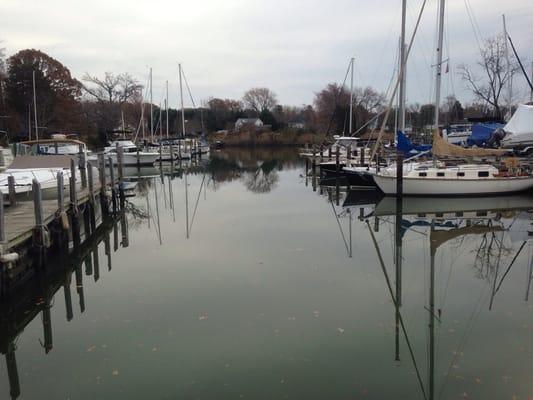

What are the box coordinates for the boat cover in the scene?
[502,104,533,146]
[467,123,505,146]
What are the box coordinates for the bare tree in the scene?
[458,34,519,119]
[82,72,142,104]
[242,87,277,113]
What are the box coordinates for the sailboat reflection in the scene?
[0,212,130,400]
[366,193,533,399]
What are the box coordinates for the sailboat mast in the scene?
[530,62,533,102]
[179,63,186,138]
[32,70,38,140]
[399,0,407,132]
[150,67,153,143]
[349,57,354,135]
[502,15,513,111]
[121,110,126,139]
[434,0,445,129]
[166,80,169,138]
[28,104,31,141]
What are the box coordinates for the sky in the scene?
[1,0,532,109]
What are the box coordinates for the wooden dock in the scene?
[0,149,127,261]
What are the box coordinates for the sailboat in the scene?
[371,0,533,196]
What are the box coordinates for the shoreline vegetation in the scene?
[0,35,517,148]
[209,129,326,147]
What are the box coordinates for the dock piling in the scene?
[7,176,17,207]
[108,157,117,215]
[0,193,4,243]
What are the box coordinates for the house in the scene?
[288,121,306,129]
[235,118,263,131]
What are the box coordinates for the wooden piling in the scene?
[87,162,95,206]
[320,145,324,161]
[69,158,77,209]
[98,154,108,216]
[108,157,117,215]
[57,171,64,214]
[7,175,16,207]
[335,147,340,173]
[117,147,125,209]
[32,179,44,247]
[0,193,4,243]
[79,149,87,189]
[396,153,403,198]
[360,147,365,166]
[136,147,140,168]
[347,145,352,164]
[87,162,96,231]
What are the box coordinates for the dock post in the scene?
[136,147,140,168]
[312,145,316,175]
[32,179,45,248]
[361,147,365,166]
[108,157,117,215]
[69,159,78,215]
[328,145,332,159]
[79,146,87,188]
[98,154,108,217]
[347,145,351,164]
[320,145,323,161]
[335,147,340,173]
[87,162,96,231]
[117,147,125,210]
[0,194,4,243]
[7,176,17,207]
[57,172,64,214]
[5,342,21,400]
[396,153,403,198]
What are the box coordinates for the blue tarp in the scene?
[467,123,504,146]
[396,130,432,156]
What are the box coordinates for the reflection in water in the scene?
[3,150,533,399]
[330,186,533,399]
[0,211,130,399]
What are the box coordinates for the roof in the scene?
[236,118,262,124]
[9,155,76,169]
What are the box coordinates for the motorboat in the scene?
[104,139,159,166]
[0,155,82,204]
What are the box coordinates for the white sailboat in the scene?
[372,0,532,196]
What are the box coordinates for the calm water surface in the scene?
[1,148,533,399]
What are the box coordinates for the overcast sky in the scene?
[1,0,532,109]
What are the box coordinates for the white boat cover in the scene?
[502,104,533,146]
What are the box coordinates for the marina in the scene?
[1,149,533,399]
[1,0,533,398]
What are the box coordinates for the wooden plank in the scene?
[2,182,102,251]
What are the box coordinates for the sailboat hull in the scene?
[373,175,533,196]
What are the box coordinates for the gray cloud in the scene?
[1,0,532,108]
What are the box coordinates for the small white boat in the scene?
[373,163,533,196]
[104,140,159,166]
[444,124,472,146]
[0,155,82,203]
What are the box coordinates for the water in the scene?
[1,148,533,399]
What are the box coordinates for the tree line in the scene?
[0,34,520,146]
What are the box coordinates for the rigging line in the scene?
[324,60,352,138]
[462,0,483,54]
[437,285,491,399]
[371,0,429,161]
[134,73,152,142]
[366,220,428,400]
[493,240,527,295]
[507,34,533,93]
[180,66,197,108]
[329,191,351,256]
[153,177,162,245]
[189,174,207,235]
